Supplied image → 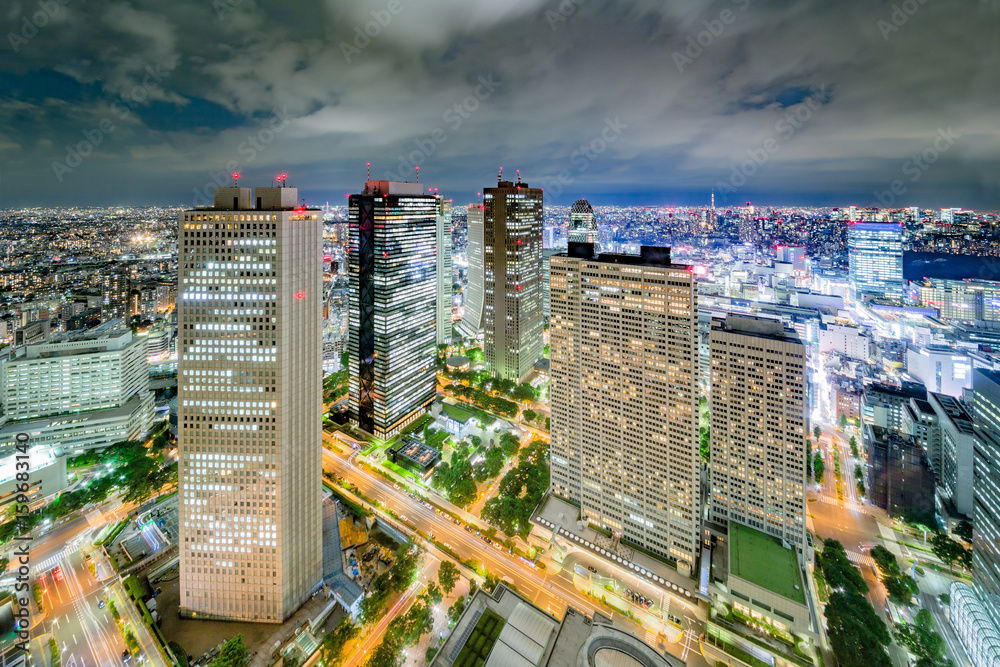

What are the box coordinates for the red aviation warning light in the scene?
[295,292,305,299]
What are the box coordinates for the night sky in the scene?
[1,0,998,209]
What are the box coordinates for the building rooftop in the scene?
[440,403,475,424]
[714,313,800,342]
[562,242,687,270]
[729,522,805,604]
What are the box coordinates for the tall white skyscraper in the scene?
[483,176,544,381]
[848,222,903,300]
[709,315,808,553]
[436,196,453,346]
[550,243,701,573]
[177,186,323,622]
[348,181,437,439]
[457,204,485,340]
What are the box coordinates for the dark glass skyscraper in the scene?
[483,176,543,381]
[568,199,597,247]
[348,181,437,439]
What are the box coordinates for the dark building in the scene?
[865,424,936,520]
[347,180,437,440]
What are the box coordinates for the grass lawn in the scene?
[730,523,805,604]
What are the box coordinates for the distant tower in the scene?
[568,199,598,248]
[483,175,544,381]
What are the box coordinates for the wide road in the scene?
[322,446,708,666]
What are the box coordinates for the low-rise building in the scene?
[0,446,68,514]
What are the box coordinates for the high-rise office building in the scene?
[102,269,130,321]
[177,186,323,622]
[456,204,485,340]
[542,248,560,322]
[483,176,544,381]
[436,196,453,346]
[847,222,904,300]
[709,315,808,553]
[348,181,437,439]
[550,243,700,572]
[951,369,1000,666]
[568,199,598,247]
[0,320,154,454]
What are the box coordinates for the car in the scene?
[454,518,461,525]
[122,650,132,663]
[98,600,106,609]
[587,565,598,574]
[53,566,63,582]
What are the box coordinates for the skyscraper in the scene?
[709,315,808,553]
[848,222,904,300]
[457,204,485,340]
[971,369,1000,626]
[177,186,323,622]
[568,199,598,247]
[549,243,701,573]
[483,175,543,381]
[348,180,437,439]
[436,196,453,346]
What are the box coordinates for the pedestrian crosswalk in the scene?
[846,550,875,568]
[816,495,868,514]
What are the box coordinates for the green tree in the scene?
[931,532,971,571]
[884,574,919,607]
[448,595,466,626]
[805,438,812,480]
[813,451,825,482]
[208,635,249,667]
[523,408,537,423]
[869,545,899,576]
[849,435,859,458]
[814,425,822,439]
[341,350,350,368]
[954,520,973,543]
[825,590,892,667]
[438,560,460,595]
[839,412,848,429]
[820,540,868,594]
[499,433,521,459]
[320,617,359,667]
[894,609,955,667]
[424,581,443,606]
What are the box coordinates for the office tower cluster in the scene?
[483,175,544,381]
[847,221,904,300]
[347,180,438,439]
[709,315,808,552]
[177,186,323,622]
[549,242,701,572]
[0,320,155,454]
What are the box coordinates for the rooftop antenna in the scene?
[498,166,503,184]
[517,169,521,185]
[366,162,370,181]
[415,165,420,182]
[233,172,240,187]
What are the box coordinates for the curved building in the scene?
[569,199,598,248]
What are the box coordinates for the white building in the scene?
[907,345,973,399]
[928,392,976,518]
[0,446,68,514]
[177,186,323,622]
[549,243,700,573]
[456,205,485,340]
[709,315,808,553]
[436,197,453,346]
[818,322,870,360]
[0,322,154,455]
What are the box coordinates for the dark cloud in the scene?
[0,0,997,208]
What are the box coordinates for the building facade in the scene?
[436,197,453,346]
[568,199,598,246]
[864,425,936,519]
[910,277,1000,323]
[483,178,543,381]
[456,204,485,340]
[348,181,437,439]
[847,222,903,300]
[549,243,700,572]
[928,392,976,518]
[709,315,808,553]
[970,369,1000,635]
[177,186,323,622]
[906,345,973,399]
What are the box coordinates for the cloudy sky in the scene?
[1,0,998,209]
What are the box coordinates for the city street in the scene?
[322,445,709,666]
